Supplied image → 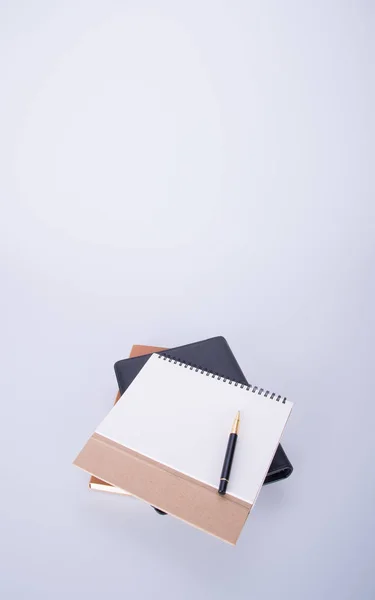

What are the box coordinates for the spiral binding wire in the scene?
[157,354,287,404]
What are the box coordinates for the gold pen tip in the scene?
[231,411,240,434]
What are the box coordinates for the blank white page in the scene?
[97,354,293,504]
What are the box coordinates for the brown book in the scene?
[89,344,166,495]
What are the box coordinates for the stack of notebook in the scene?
[75,337,293,544]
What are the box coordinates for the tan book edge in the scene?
[88,344,167,496]
[76,432,251,544]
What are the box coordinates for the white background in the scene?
[1,2,374,599]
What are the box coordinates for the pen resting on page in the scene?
[218,411,240,495]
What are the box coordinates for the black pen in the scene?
[218,411,240,495]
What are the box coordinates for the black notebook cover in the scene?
[114,336,293,485]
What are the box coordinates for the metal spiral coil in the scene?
[157,354,287,404]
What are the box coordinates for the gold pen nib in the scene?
[231,411,240,434]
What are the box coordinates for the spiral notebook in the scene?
[114,337,293,485]
[74,354,293,544]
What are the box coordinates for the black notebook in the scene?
[114,336,293,485]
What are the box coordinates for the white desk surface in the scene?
[1,2,374,599]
